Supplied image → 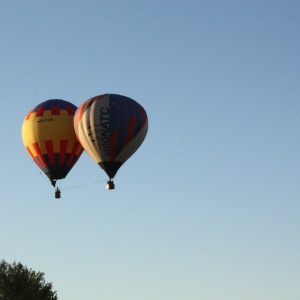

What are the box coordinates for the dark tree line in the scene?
[0,260,58,300]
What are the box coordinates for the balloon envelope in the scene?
[74,94,148,179]
[22,99,84,186]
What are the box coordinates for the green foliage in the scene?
[0,260,58,300]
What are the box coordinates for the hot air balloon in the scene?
[73,94,148,189]
[21,99,84,192]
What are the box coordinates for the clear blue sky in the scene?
[1,1,300,299]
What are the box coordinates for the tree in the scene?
[0,259,58,300]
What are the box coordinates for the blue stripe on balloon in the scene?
[32,99,77,112]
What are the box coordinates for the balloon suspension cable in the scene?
[39,171,107,190]
[59,180,107,190]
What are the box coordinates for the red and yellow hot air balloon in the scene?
[22,99,84,188]
[73,94,148,189]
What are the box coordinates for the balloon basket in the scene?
[55,188,61,198]
[106,180,115,190]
